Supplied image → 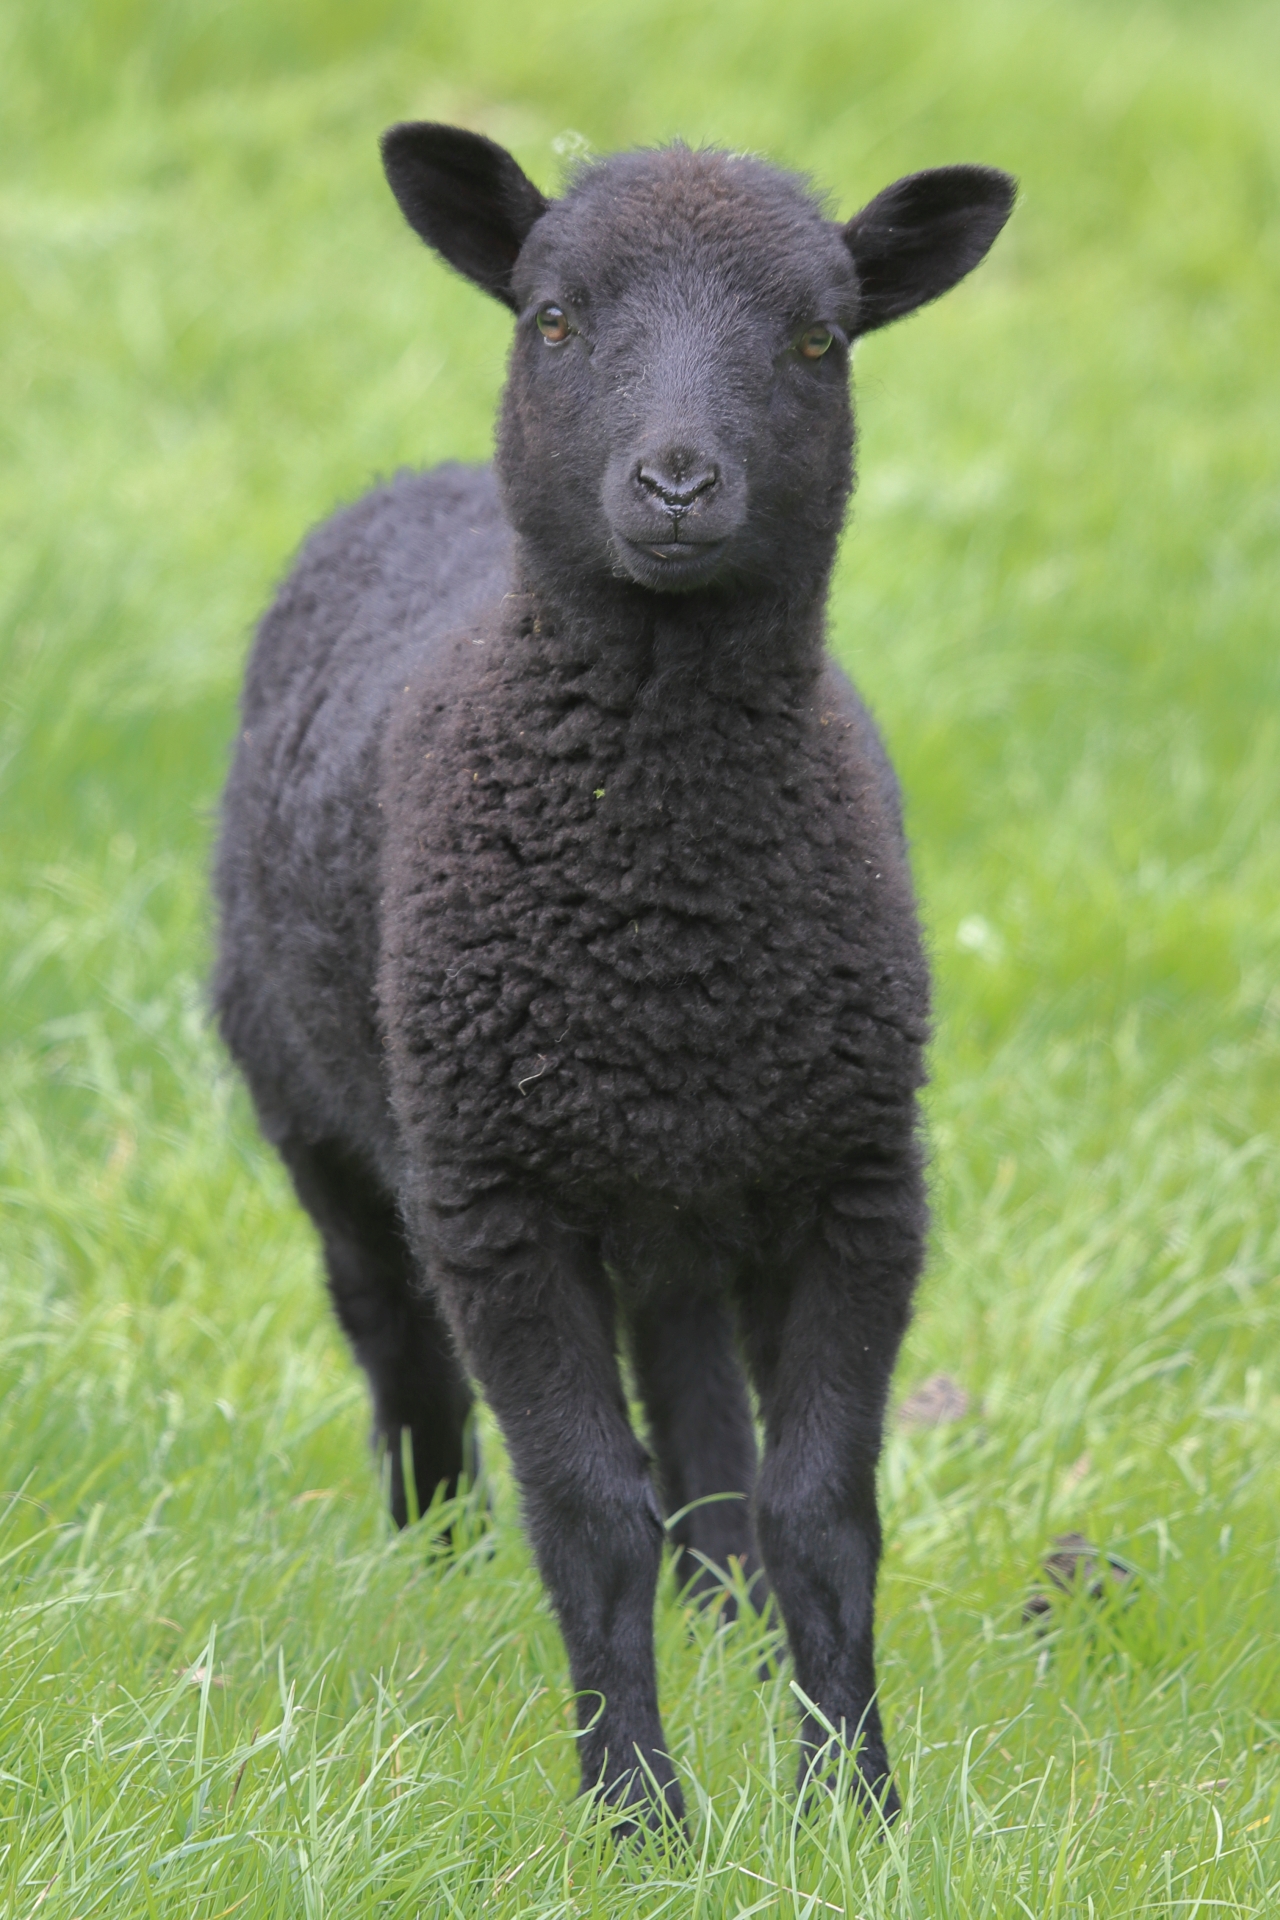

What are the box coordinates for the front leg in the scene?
[423,1182,683,1828]
[737,1160,925,1817]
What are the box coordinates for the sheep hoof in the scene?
[591,1767,688,1849]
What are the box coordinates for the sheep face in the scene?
[497,147,859,601]
[381,127,1015,605]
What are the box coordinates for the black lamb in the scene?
[214,125,1014,1827]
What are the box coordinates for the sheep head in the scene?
[381,124,1014,606]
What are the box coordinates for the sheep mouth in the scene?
[617,535,730,590]
[644,540,717,561]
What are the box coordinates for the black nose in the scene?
[635,456,719,513]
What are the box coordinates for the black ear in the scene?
[380,122,550,312]
[842,165,1016,336]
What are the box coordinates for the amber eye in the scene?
[799,325,834,359]
[536,303,570,344]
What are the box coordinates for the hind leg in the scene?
[279,1137,474,1526]
[624,1288,765,1615]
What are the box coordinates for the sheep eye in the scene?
[536,304,571,344]
[799,326,834,360]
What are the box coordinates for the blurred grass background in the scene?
[2,0,1278,1913]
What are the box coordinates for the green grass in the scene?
[2,0,1279,1911]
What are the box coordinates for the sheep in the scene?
[214,123,1014,1829]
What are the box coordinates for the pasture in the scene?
[2,0,1278,1912]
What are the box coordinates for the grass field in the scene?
[3,0,1279,1912]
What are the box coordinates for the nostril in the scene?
[635,460,720,511]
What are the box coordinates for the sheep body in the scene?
[217,465,511,1173]
[221,456,921,1212]
[215,131,1015,1828]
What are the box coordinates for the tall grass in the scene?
[2,0,1278,1911]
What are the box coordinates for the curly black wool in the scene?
[214,130,1015,1828]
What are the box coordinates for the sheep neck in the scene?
[505,546,833,712]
